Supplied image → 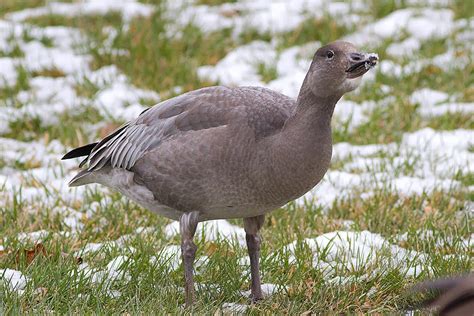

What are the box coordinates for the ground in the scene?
[0,0,472,314]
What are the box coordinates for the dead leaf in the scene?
[71,200,82,209]
[220,8,240,18]
[33,287,48,302]
[423,201,438,217]
[304,278,315,299]
[16,243,47,265]
[206,242,219,256]
[271,215,277,226]
[26,243,47,264]
[61,252,83,265]
[287,265,296,278]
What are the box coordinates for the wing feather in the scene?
[75,86,294,172]
[115,140,134,168]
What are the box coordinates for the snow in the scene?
[332,142,396,161]
[75,236,138,258]
[241,283,286,298]
[0,57,18,88]
[386,38,421,58]
[197,41,277,87]
[0,138,83,208]
[167,0,360,36]
[95,82,160,121]
[106,255,131,273]
[0,18,159,213]
[0,19,159,133]
[0,269,29,293]
[6,0,155,24]
[410,87,474,117]
[73,256,132,288]
[77,243,104,256]
[17,230,49,243]
[396,229,472,249]
[299,127,473,208]
[345,8,454,47]
[150,245,181,271]
[165,219,247,246]
[418,102,474,117]
[198,40,319,99]
[402,128,473,153]
[278,231,428,279]
[0,68,158,130]
[21,41,91,74]
[410,88,449,106]
[379,48,470,79]
[222,302,248,314]
[332,97,396,132]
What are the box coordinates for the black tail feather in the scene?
[62,142,98,160]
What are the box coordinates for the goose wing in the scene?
[63,86,295,172]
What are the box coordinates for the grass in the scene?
[103,22,233,93]
[277,15,351,50]
[0,0,47,16]
[257,63,278,83]
[30,68,66,78]
[0,44,24,58]
[0,188,470,314]
[196,0,238,5]
[4,105,104,147]
[1,0,473,314]
[24,13,124,38]
[366,0,407,18]
[426,112,474,130]
[0,66,30,108]
[24,10,237,94]
[451,0,474,19]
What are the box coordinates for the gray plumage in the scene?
[63,41,378,305]
[410,274,474,316]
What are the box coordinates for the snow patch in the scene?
[150,245,181,271]
[165,219,246,246]
[73,255,132,288]
[17,230,49,243]
[345,8,454,47]
[95,81,160,121]
[241,283,286,298]
[197,41,276,87]
[410,88,474,117]
[167,0,359,36]
[6,0,155,24]
[410,88,449,106]
[222,302,248,314]
[0,269,29,293]
[386,37,421,58]
[278,231,428,279]
[298,128,473,208]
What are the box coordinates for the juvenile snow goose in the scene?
[63,41,378,306]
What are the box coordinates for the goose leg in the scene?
[243,215,265,302]
[180,211,199,307]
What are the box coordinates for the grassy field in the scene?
[0,0,472,314]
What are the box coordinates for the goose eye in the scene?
[326,50,334,59]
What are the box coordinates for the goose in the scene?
[62,41,378,306]
[410,274,474,315]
